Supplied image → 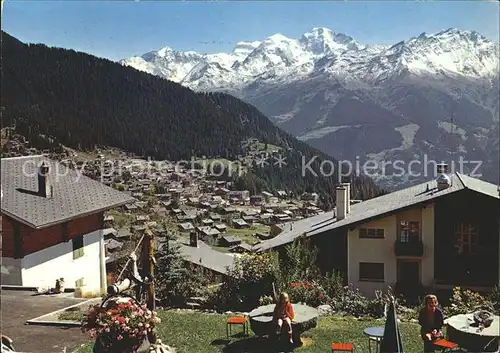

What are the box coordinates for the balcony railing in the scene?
[394,240,424,257]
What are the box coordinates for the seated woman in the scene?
[273,292,295,344]
[419,294,444,351]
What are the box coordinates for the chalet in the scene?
[221,207,237,215]
[255,166,500,298]
[104,238,123,254]
[103,214,115,224]
[210,214,222,222]
[232,218,250,229]
[229,242,253,253]
[134,215,150,224]
[256,232,274,240]
[214,187,230,197]
[179,222,195,232]
[259,213,273,225]
[300,192,319,203]
[277,190,288,199]
[124,203,138,212]
[250,195,263,206]
[201,219,214,226]
[228,190,250,201]
[214,224,227,232]
[219,236,241,247]
[115,228,132,240]
[273,213,292,223]
[261,191,274,203]
[242,209,259,217]
[1,156,134,293]
[102,228,118,239]
[197,226,220,239]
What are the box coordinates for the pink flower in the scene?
[117,335,123,341]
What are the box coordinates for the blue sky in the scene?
[3,1,499,61]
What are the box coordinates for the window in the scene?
[72,236,84,259]
[359,228,385,239]
[454,223,478,255]
[359,262,385,282]
[399,221,420,243]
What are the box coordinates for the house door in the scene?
[396,260,421,302]
[397,261,420,284]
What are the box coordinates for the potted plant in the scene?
[81,294,161,353]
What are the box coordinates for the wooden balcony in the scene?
[394,240,424,257]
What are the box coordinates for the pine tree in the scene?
[154,228,207,305]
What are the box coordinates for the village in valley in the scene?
[1,130,324,286]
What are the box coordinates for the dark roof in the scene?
[1,156,135,229]
[254,173,499,251]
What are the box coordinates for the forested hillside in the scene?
[1,31,383,208]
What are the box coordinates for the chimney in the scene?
[341,182,351,213]
[436,163,451,191]
[189,231,198,248]
[336,186,347,220]
[38,162,53,198]
[436,163,449,175]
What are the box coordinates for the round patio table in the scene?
[248,303,318,346]
[446,313,499,352]
[363,326,384,353]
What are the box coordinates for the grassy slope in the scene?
[74,310,425,353]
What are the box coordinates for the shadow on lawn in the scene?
[220,336,297,353]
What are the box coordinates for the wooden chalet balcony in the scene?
[394,240,424,257]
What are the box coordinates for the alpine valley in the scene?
[121,27,500,190]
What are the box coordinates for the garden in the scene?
[74,236,500,353]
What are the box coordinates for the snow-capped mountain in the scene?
[121,27,500,189]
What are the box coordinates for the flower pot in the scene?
[93,335,150,353]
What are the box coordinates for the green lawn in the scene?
[74,310,425,353]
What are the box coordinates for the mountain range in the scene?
[1,31,382,209]
[121,27,500,189]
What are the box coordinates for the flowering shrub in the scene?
[288,280,329,307]
[214,252,280,311]
[333,284,370,317]
[81,297,161,352]
[445,286,492,316]
[259,295,275,306]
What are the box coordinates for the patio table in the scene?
[363,326,384,353]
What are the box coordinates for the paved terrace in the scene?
[1,289,89,353]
